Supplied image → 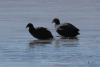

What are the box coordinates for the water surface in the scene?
[0,0,100,67]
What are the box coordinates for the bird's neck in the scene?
[29,27,36,32]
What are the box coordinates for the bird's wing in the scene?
[66,23,79,31]
[36,27,48,32]
[36,27,53,36]
[58,23,79,32]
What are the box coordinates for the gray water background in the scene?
[0,0,100,67]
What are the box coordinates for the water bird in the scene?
[26,23,53,40]
[52,18,80,37]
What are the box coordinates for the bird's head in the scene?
[52,18,60,24]
[26,23,34,28]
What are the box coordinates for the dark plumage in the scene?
[52,18,80,37]
[26,23,53,39]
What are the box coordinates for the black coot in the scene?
[26,23,53,39]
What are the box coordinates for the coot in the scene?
[52,18,80,37]
[26,23,53,39]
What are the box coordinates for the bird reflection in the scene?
[29,37,79,48]
[55,37,79,47]
[29,39,54,48]
[61,36,78,39]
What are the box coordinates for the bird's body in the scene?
[26,23,53,40]
[52,18,80,37]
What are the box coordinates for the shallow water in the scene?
[0,0,100,67]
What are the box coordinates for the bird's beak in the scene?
[52,21,54,23]
[26,26,28,28]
